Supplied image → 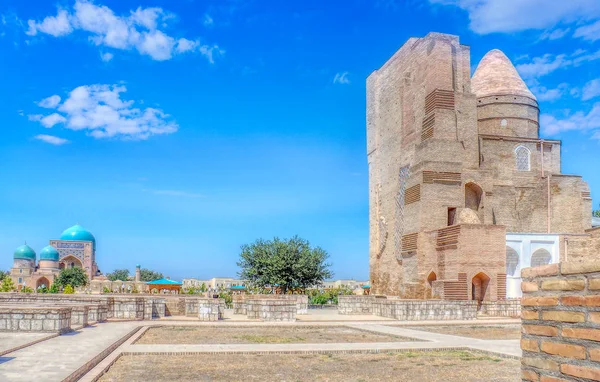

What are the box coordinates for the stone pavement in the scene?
[0,321,140,382]
[0,332,54,355]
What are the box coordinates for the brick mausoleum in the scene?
[367,32,600,301]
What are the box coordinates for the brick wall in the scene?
[521,260,600,381]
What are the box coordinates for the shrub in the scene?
[49,283,60,294]
[63,284,75,294]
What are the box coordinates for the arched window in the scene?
[515,146,531,172]
[506,247,519,276]
[531,249,552,268]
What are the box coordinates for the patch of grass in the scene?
[397,350,501,363]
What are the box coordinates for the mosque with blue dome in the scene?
[10,224,103,290]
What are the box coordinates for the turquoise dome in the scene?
[14,244,36,260]
[60,224,96,245]
[39,245,59,261]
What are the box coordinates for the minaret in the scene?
[135,264,141,282]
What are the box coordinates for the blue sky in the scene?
[1,0,599,281]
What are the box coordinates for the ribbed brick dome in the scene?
[472,49,536,100]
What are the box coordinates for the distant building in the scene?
[10,224,103,291]
[182,277,247,291]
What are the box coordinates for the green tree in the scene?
[237,236,333,294]
[0,276,16,292]
[107,269,130,281]
[0,270,8,281]
[21,285,33,293]
[593,210,600,218]
[200,282,207,293]
[140,268,163,282]
[63,284,75,294]
[56,267,88,288]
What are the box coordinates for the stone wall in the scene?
[521,261,600,381]
[198,299,224,321]
[112,297,144,319]
[479,299,521,317]
[232,295,308,315]
[338,295,379,315]
[373,299,477,320]
[246,299,297,322]
[0,306,72,333]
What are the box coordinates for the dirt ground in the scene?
[405,325,521,340]
[99,351,520,382]
[136,326,418,344]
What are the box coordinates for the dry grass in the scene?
[136,326,418,344]
[99,350,520,382]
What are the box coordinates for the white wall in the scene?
[506,233,559,298]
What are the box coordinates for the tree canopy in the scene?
[107,269,130,281]
[140,268,163,282]
[594,210,600,218]
[56,267,88,288]
[237,236,333,293]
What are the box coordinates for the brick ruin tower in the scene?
[367,33,592,301]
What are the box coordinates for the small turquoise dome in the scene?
[60,224,95,245]
[14,244,36,261]
[39,245,59,261]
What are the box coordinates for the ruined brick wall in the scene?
[521,261,600,381]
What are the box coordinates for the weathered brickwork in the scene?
[368,32,592,299]
[521,260,600,381]
[197,299,224,321]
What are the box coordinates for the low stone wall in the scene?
[198,299,224,321]
[521,261,600,381]
[69,305,89,327]
[165,298,185,316]
[88,304,108,323]
[231,295,307,315]
[144,297,165,320]
[479,299,521,317]
[373,299,477,320]
[0,306,72,333]
[338,295,387,315]
[246,299,297,322]
[112,297,145,319]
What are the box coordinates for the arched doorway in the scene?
[36,277,50,290]
[59,255,82,270]
[426,271,437,299]
[531,249,552,268]
[471,272,490,302]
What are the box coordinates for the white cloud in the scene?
[100,52,113,62]
[541,103,600,137]
[25,0,220,62]
[532,83,569,102]
[37,95,61,108]
[203,14,214,27]
[574,20,600,41]
[429,0,600,35]
[582,79,600,101]
[539,28,570,41]
[29,84,178,140]
[516,50,600,79]
[333,72,350,85]
[26,9,72,37]
[34,134,69,145]
[40,113,67,128]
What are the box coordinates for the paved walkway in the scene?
[0,321,140,382]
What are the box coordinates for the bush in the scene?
[37,285,48,294]
[63,284,75,294]
[49,283,59,294]
[102,286,111,294]
[218,291,233,308]
[0,276,16,292]
[21,286,34,293]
